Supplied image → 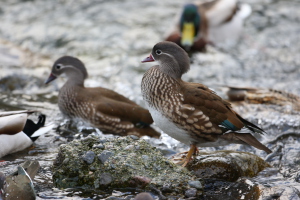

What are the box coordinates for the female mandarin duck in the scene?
[45,56,160,138]
[0,110,54,158]
[165,0,251,51]
[141,41,271,166]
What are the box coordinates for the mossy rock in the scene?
[187,150,270,181]
[52,136,202,198]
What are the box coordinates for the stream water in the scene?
[0,0,300,199]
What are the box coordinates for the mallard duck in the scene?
[0,111,54,158]
[165,0,251,51]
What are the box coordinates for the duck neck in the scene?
[159,60,182,80]
[66,71,85,87]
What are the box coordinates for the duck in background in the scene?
[45,56,160,138]
[0,111,54,158]
[165,0,252,51]
[225,86,300,111]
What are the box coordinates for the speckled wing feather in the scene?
[179,81,245,134]
[94,98,153,125]
[84,87,154,125]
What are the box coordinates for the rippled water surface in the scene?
[1,0,300,199]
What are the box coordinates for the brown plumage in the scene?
[45,56,160,138]
[141,41,271,166]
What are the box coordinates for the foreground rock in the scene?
[186,150,270,181]
[2,160,40,200]
[52,136,272,199]
[52,136,202,199]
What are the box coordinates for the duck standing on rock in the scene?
[0,111,54,158]
[165,0,252,51]
[141,41,271,166]
[45,56,160,138]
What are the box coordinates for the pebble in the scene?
[98,150,114,164]
[93,144,105,149]
[99,173,112,185]
[82,151,96,164]
[188,180,202,189]
[185,188,197,198]
[130,135,139,140]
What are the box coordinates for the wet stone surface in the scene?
[186,150,270,182]
[52,136,203,198]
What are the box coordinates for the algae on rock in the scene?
[52,136,202,198]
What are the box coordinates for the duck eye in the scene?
[55,64,62,70]
[155,49,162,55]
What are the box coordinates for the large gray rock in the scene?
[52,136,202,198]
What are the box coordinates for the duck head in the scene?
[45,56,88,86]
[180,4,201,49]
[142,41,190,79]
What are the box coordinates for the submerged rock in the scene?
[187,150,270,182]
[52,136,202,198]
[3,161,40,200]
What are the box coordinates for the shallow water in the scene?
[0,0,300,199]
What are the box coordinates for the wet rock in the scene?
[4,166,37,200]
[185,188,197,198]
[134,192,154,200]
[82,151,95,164]
[52,136,202,198]
[188,180,202,189]
[98,150,114,164]
[187,150,270,182]
[203,178,260,200]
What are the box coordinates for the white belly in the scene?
[0,132,32,158]
[148,107,193,145]
[148,106,233,148]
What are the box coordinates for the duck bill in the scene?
[141,54,155,63]
[45,73,57,84]
[181,22,195,47]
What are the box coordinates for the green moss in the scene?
[52,136,202,198]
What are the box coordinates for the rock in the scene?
[52,136,202,198]
[187,150,270,181]
[188,180,202,189]
[203,178,260,200]
[97,150,114,164]
[134,192,154,200]
[185,188,197,198]
[82,151,96,164]
[4,166,37,200]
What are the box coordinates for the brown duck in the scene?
[141,41,271,166]
[45,56,160,138]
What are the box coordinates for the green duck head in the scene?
[180,4,201,49]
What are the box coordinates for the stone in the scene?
[52,136,201,198]
[98,150,114,164]
[185,188,197,198]
[82,151,96,164]
[187,150,270,181]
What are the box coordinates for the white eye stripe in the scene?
[162,52,175,60]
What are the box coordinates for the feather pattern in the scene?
[141,41,271,158]
[46,56,160,138]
